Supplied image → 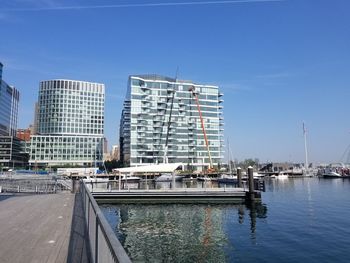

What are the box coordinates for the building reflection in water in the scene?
[101,202,267,262]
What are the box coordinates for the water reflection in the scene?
[101,202,267,262]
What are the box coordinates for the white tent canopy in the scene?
[113,163,184,174]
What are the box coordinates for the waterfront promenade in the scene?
[0,192,89,263]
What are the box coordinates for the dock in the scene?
[91,188,261,204]
[0,192,90,263]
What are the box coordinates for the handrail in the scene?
[81,181,132,263]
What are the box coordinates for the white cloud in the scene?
[1,0,285,11]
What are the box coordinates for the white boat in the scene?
[121,175,141,183]
[321,168,343,178]
[253,172,264,178]
[276,172,289,179]
[155,173,182,182]
[197,176,212,182]
[323,171,343,178]
[217,174,237,184]
[83,176,109,183]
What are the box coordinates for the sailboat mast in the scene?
[303,122,309,170]
[227,139,232,174]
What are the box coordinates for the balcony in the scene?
[167,87,175,93]
[218,92,224,97]
[157,104,167,110]
[141,102,151,108]
[140,85,150,90]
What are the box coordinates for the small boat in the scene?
[155,173,182,182]
[321,168,343,178]
[253,172,265,179]
[83,176,109,183]
[217,174,237,184]
[276,172,289,179]
[121,175,141,183]
[323,172,343,178]
[197,176,212,182]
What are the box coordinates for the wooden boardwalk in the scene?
[0,193,89,263]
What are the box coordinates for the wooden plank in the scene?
[0,193,74,263]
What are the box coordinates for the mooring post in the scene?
[248,166,255,201]
[237,167,242,188]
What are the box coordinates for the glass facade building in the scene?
[29,79,105,167]
[0,62,26,169]
[0,62,19,137]
[119,75,224,170]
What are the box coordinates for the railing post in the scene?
[95,217,99,263]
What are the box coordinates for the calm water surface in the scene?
[100,178,350,262]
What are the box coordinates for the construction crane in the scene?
[188,86,214,171]
[163,71,178,164]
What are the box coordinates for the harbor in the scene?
[1,171,350,262]
[100,177,350,262]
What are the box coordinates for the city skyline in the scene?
[1,0,349,164]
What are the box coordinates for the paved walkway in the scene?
[0,192,86,263]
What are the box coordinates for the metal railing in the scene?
[0,178,71,193]
[81,181,132,263]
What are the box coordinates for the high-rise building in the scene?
[119,74,224,170]
[0,63,27,169]
[29,79,105,168]
[111,145,120,161]
[0,62,19,137]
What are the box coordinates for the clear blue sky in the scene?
[1,0,349,164]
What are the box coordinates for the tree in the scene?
[102,160,124,172]
[237,158,260,170]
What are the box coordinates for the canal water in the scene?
[100,178,350,262]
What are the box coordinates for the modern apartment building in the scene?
[119,74,224,170]
[29,79,105,168]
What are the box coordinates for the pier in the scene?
[92,188,260,204]
[0,193,81,263]
[0,184,131,263]
[0,168,262,263]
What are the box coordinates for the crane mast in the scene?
[189,86,214,170]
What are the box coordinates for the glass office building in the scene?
[29,79,105,167]
[0,63,26,169]
[119,75,224,170]
[0,62,19,137]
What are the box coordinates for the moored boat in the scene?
[155,173,182,182]
[121,175,141,183]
